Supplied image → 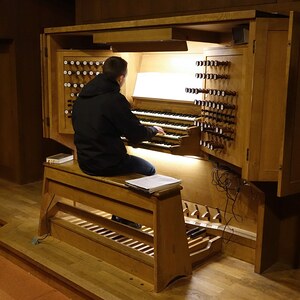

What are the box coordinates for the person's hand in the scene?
[154,126,166,135]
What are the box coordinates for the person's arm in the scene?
[108,96,164,143]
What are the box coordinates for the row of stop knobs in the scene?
[63,60,104,66]
[186,88,237,97]
[199,113,235,125]
[195,73,229,80]
[195,60,230,67]
[194,99,235,110]
[199,122,234,135]
[64,70,101,76]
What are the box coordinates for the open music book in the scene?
[125,174,181,193]
[46,153,73,164]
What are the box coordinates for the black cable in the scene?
[222,216,235,245]
[211,165,243,224]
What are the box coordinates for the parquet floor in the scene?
[0,178,299,300]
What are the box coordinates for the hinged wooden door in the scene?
[278,11,300,197]
[243,18,289,183]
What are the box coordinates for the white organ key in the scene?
[132,110,199,122]
[140,120,189,130]
[142,141,178,149]
[156,133,186,140]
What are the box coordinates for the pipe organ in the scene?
[41,10,300,272]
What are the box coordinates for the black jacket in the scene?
[72,74,158,175]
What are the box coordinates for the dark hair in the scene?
[103,56,127,80]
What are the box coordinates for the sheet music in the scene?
[125,174,181,193]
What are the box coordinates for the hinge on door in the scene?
[246,148,250,161]
[252,40,256,54]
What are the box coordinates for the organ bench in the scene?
[38,160,221,292]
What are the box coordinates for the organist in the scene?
[72,56,165,177]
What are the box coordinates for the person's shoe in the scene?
[111,215,142,229]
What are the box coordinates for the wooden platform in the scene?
[0,178,300,299]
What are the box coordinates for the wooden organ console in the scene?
[40,10,300,289]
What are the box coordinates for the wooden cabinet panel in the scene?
[246,19,289,182]
[278,11,300,196]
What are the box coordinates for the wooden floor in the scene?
[0,254,69,299]
[0,178,299,300]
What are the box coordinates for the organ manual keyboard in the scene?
[129,97,201,155]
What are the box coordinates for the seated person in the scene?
[72,56,165,227]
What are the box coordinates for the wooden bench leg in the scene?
[154,192,192,292]
[38,177,59,236]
